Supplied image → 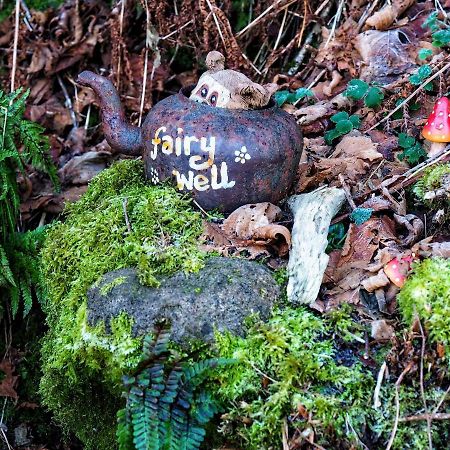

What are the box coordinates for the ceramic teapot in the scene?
[77,71,303,212]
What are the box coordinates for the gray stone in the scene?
[87,257,280,343]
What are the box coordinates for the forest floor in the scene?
[0,0,450,449]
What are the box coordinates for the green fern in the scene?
[0,88,58,318]
[117,324,235,450]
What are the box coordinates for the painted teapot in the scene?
[77,68,303,212]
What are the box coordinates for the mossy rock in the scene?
[87,258,280,344]
[39,160,208,449]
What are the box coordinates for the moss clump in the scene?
[413,162,450,208]
[398,257,450,352]
[214,307,373,448]
[212,307,450,449]
[39,160,206,449]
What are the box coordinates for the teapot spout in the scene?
[77,71,143,155]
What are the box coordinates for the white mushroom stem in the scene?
[428,142,446,157]
[287,186,346,305]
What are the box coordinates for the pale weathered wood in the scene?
[287,186,346,305]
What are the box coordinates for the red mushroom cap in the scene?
[383,254,417,288]
[384,257,407,287]
[422,97,450,143]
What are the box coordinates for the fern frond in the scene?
[120,327,235,450]
[117,408,134,450]
[0,87,57,318]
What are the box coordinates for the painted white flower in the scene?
[234,146,251,164]
[150,167,160,184]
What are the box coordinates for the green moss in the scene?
[413,162,450,208]
[39,160,206,449]
[213,307,372,448]
[99,275,128,296]
[398,257,450,352]
[212,307,450,449]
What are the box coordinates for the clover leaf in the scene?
[344,79,369,101]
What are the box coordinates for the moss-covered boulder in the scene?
[88,258,279,344]
[39,160,208,449]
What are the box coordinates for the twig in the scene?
[122,198,132,233]
[281,418,289,450]
[192,199,216,220]
[205,0,226,47]
[274,7,288,51]
[385,361,414,450]
[236,0,288,38]
[368,60,450,131]
[296,0,307,47]
[417,318,433,450]
[116,0,126,90]
[139,0,150,127]
[357,0,381,32]
[338,174,357,210]
[373,361,387,409]
[399,413,450,423]
[403,146,450,182]
[160,20,194,40]
[57,75,78,128]
[324,0,345,48]
[10,0,20,93]
[433,385,450,414]
[314,0,331,15]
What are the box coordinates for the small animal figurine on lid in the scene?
[77,52,303,212]
[189,51,277,110]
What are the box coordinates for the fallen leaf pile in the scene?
[201,202,291,259]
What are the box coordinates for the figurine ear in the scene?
[239,83,270,108]
[206,51,225,72]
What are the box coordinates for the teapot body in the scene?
[141,87,303,212]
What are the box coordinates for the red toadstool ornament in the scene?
[383,254,417,288]
[422,97,450,157]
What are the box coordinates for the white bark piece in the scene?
[287,186,346,305]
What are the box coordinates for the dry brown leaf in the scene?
[201,203,290,259]
[362,270,390,292]
[58,150,111,185]
[222,202,283,238]
[332,135,382,161]
[365,0,415,31]
[355,28,417,84]
[0,360,18,399]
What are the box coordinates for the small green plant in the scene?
[324,111,360,144]
[117,323,234,450]
[397,132,427,165]
[274,87,313,106]
[350,207,373,225]
[422,11,450,47]
[409,65,433,90]
[418,48,433,60]
[0,88,58,318]
[326,222,347,252]
[344,79,384,108]
[391,98,421,120]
